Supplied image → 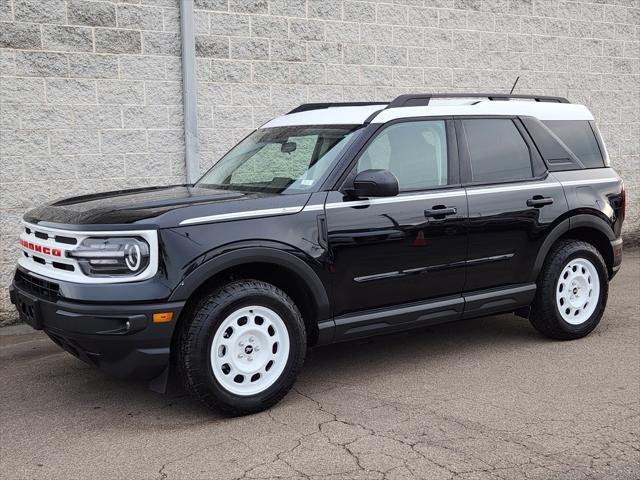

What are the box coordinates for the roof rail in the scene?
[387,93,570,108]
[288,101,388,114]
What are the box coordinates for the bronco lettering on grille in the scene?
[20,239,62,257]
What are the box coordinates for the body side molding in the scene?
[333,296,464,342]
[354,254,513,284]
[462,283,537,319]
[331,282,538,343]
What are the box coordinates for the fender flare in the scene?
[168,246,331,323]
[530,214,615,282]
[569,213,615,241]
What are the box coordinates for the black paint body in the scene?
[11,115,625,384]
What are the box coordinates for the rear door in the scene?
[458,117,568,292]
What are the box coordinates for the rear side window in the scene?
[543,120,604,168]
[462,119,533,183]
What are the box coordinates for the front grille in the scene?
[15,269,60,302]
[54,235,77,245]
[20,225,79,275]
[18,221,158,284]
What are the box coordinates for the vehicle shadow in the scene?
[301,312,541,378]
[5,314,545,429]
[94,312,543,421]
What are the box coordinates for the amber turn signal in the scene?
[152,312,174,323]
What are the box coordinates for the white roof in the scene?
[371,101,594,123]
[262,105,386,128]
[261,100,593,128]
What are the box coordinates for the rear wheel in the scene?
[178,280,306,415]
[530,239,608,340]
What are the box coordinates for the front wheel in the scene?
[178,280,307,415]
[530,239,609,340]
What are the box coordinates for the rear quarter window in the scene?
[542,120,604,168]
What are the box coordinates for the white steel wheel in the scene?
[555,257,600,325]
[210,306,290,396]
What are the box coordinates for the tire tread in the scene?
[530,239,608,340]
[177,280,306,416]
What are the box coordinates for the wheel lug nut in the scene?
[239,342,244,347]
[248,357,253,361]
[249,337,255,343]
[238,353,243,358]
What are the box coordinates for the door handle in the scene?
[526,196,554,208]
[424,205,457,219]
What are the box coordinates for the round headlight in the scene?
[70,237,150,277]
[125,243,142,272]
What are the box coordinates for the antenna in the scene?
[509,76,520,95]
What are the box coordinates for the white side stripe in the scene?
[178,178,619,225]
[467,178,619,195]
[467,182,557,195]
[301,204,325,212]
[179,206,303,226]
[560,178,619,187]
[325,190,466,209]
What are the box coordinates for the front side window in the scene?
[197,125,362,193]
[543,120,604,168]
[463,119,533,183]
[356,120,448,191]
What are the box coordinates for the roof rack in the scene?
[285,94,570,116]
[387,93,570,108]
[288,102,387,114]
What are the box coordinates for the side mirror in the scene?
[351,169,399,198]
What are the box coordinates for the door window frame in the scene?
[455,115,548,187]
[334,116,461,194]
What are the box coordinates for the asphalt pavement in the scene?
[1,251,638,480]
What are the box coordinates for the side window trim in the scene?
[513,118,547,177]
[338,117,460,194]
[456,116,547,187]
[455,118,472,184]
[588,120,607,166]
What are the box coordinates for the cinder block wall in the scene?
[1,0,638,324]
[0,0,186,323]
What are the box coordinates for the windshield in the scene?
[196,125,362,194]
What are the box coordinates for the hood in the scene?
[23,185,274,227]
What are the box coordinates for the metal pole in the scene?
[179,0,200,184]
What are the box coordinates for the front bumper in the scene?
[10,268,185,381]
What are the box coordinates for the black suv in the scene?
[11,93,625,415]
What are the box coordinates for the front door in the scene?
[325,119,468,323]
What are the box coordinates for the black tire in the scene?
[530,239,609,340]
[178,279,306,416]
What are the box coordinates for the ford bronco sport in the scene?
[11,93,625,415]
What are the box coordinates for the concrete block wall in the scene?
[191,0,638,240]
[0,0,186,323]
[1,0,638,324]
